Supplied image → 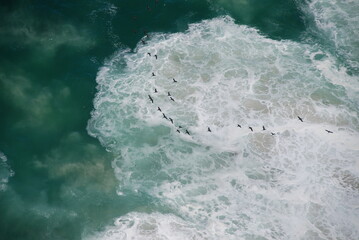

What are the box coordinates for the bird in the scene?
[249,127,253,132]
[262,126,266,131]
[176,129,180,133]
[147,52,151,56]
[170,97,175,102]
[271,132,275,135]
[157,107,162,112]
[154,55,157,59]
[297,116,303,122]
[152,72,156,77]
[141,40,146,44]
[185,130,190,135]
[167,92,171,96]
[162,113,168,119]
[169,118,173,124]
[173,78,177,83]
[178,126,183,128]
[237,124,242,128]
[325,129,333,133]
[154,88,158,93]
[208,127,212,132]
[148,95,153,103]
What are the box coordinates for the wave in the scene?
[87,16,359,239]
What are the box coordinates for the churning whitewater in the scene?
[87,15,359,240]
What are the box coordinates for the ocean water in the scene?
[0,1,358,240]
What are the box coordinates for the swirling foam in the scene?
[300,0,359,74]
[87,17,359,239]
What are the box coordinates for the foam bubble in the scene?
[88,16,359,239]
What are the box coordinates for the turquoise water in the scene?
[1,0,358,239]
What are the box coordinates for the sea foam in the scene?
[87,16,359,240]
[0,151,14,192]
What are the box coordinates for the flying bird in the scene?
[154,88,158,93]
[297,116,303,122]
[157,107,162,112]
[162,113,168,119]
[148,95,153,103]
[325,129,333,133]
[208,127,212,132]
[173,78,177,83]
[262,126,266,131]
[147,52,151,56]
[237,124,242,128]
[185,130,190,135]
[169,118,173,124]
[170,97,175,102]
[154,55,157,59]
[249,127,253,132]
[152,72,156,77]
[176,129,180,133]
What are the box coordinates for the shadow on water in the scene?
[0,0,307,239]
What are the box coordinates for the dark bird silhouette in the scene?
[271,132,275,135]
[141,40,146,44]
[297,116,303,122]
[208,127,212,132]
[167,92,171,96]
[154,55,157,59]
[152,72,156,77]
[173,78,177,83]
[162,113,168,119]
[185,130,190,135]
[237,124,242,128]
[262,126,266,131]
[170,97,175,102]
[176,129,180,133]
[157,107,162,112]
[148,95,153,103]
[154,88,158,93]
[147,52,151,56]
[325,129,333,133]
[169,118,173,124]
[178,126,183,128]
[249,127,253,132]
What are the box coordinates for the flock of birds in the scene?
[136,1,334,137]
[146,53,334,137]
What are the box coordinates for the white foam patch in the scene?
[0,151,14,191]
[87,17,359,239]
[300,0,359,73]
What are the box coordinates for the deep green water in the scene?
[1,0,358,239]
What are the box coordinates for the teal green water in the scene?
[1,0,358,239]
